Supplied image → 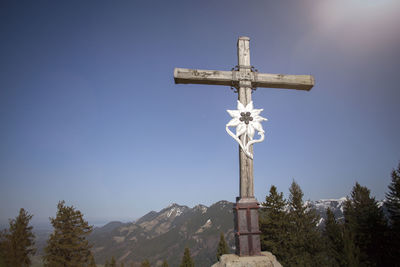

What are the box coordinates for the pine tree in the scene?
[386,163,400,227]
[285,180,326,266]
[323,208,345,266]
[0,232,6,267]
[344,182,388,266]
[0,238,6,267]
[110,256,117,267]
[180,247,194,267]
[342,226,360,267]
[88,252,96,267]
[161,259,169,267]
[140,259,150,267]
[385,163,400,264]
[105,259,110,267]
[121,262,125,267]
[216,233,229,260]
[43,200,93,266]
[259,185,290,261]
[0,208,36,267]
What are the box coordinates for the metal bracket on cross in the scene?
[230,65,259,93]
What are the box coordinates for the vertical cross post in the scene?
[233,37,261,256]
[237,36,254,199]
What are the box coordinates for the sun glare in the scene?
[311,0,400,53]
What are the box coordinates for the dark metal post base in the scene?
[233,198,261,256]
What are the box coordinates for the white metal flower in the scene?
[226,100,268,159]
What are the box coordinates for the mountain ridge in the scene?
[31,198,385,266]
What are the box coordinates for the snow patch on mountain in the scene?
[196,219,212,234]
[194,204,208,214]
[167,206,184,217]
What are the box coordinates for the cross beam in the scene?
[174,68,314,91]
[174,36,314,256]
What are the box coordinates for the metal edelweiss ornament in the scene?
[226,100,268,159]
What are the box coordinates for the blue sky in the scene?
[1,0,399,226]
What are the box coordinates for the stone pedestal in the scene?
[233,198,261,256]
[211,251,282,267]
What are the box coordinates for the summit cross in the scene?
[174,36,314,256]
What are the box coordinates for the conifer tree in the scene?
[216,233,229,260]
[88,253,96,267]
[140,259,150,267]
[342,227,360,267]
[110,256,117,267]
[286,180,325,266]
[0,233,6,267]
[323,208,345,266]
[161,259,169,267]
[121,262,125,267]
[344,182,388,266]
[105,259,110,267]
[386,163,400,227]
[385,163,400,263]
[0,208,36,267]
[180,247,194,267]
[0,241,5,267]
[43,200,93,266]
[259,185,290,261]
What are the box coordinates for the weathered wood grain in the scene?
[174,68,233,86]
[237,37,254,199]
[254,73,314,91]
[174,68,314,91]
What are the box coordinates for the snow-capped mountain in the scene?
[308,197,385,227]
[308,197,347,226]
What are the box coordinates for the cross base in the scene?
[233,197,262,256]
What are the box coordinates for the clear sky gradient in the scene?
[1,0,399,226]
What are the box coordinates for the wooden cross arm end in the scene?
[254,73,315,91]
[174,68,233,86]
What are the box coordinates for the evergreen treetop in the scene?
[110,256,117,267]
[259,185,289,260]
[0,208,35,267]
[386,163,400,228]
[180,247,194,267]
[141,259,150,267]
[286,180,325,266]
[262,185,286,213]
[288,181,303,212]
[43,200,93,267]
[385,163,400,264]
[344,182,388,266]
[216,233,229,260]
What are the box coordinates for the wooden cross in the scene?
[174,36,314,256]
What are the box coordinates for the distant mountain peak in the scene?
[89,199,236,266]
[193,204,208,214]
[167,202,179,208]
[213,200,231,208]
